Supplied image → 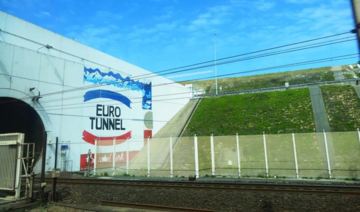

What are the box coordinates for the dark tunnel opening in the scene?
[0,97,44,164]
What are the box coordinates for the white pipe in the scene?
[147,137,150,177]
[236,133,241,178]
[170,135,173,178]
[113,138,116,176]
[94,139,97,176]
[210,134,215,176]
[15,134,23,199]
[194,135,199,178]
[323,130,332,179]
[263,132,269,177]
[357,128,360,150]
[126,138,129,175]
[214,33,218,95]
[292,133,299,178]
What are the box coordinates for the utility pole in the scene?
[351,0,360,58]
[214,33,218,95]
[40,131,47,200]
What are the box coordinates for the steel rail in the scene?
[101,200,215,212]
[31,178,360,196]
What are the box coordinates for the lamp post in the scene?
[214,33,218,95]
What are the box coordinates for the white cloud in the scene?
[34,11,51,18]
[167,70,213,79]
[154,7,174,20]
[2,0,40,9]
[255,0,275,11]
[187,5,231,31]
[66,25,122,49]
[56,16,67,23]
[286,0,315,4]
[96,11,123,20]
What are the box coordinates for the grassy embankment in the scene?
[320,85,360,178]
[183,88,315,136]
[182,66,334,94]
[321,85,360,132]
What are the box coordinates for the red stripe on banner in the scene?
[82,130,132,146]
[144,130,152,146]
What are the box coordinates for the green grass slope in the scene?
[183,88,315,136]
[321,85,360,131]
[183,66,334,94]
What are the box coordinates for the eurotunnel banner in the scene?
[80,67,153,169]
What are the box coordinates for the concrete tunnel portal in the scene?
[0,97,45,165]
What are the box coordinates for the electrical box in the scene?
[285,82,289,88]
[52,168,60,178]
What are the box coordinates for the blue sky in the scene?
[0,0,358,82]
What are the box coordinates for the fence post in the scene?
[323,130,332,179]
[210,134,215,176]
[292,133,299,179]
[263,132,269,177]
[170,135,173,178]
[113,138,116,176]
[126,138,129,175]
[236,133,241,178]
[194,134,199,178]
[147,137,150,177]
[357,128,360,149]
[94,139,97,176]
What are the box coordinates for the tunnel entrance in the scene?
[0,97,44,163]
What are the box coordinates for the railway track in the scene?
[30,178,360,196]
[101,200,215,212]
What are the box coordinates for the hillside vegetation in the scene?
[183,88,315,136]
[321,85,360,131]
[183,66,334,94]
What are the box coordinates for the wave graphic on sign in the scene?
[83,67,152,110]
[84,89,131,109]
[82,130,132,146]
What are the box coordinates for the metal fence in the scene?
[76,130,360,180]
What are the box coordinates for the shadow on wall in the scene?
[0,60,11,82]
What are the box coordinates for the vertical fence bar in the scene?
[236,133,241,178]
[357,128,360,149]
[210,134,215,176]
[292,133,299,179]
[323,130,332,179]
[170,135,173,178]
[263,132,269,177]
[126,138,129,175]
[147,137,150,177]
[113,138,116,176]
[194,135,199,178]
[15,135,23,199]
[94,139,97,176]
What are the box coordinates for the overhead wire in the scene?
[36,33,355,96]
[22,36,357,106]
[0,28,354,97]
[3,53,358,114]
[0,28,352,82]
[130,32,354,79]
[0,34,355,106]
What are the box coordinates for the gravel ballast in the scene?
[50,178,360,212]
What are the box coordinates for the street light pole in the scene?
[214,33,218,95]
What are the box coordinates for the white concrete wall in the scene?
[0,11,190,172]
